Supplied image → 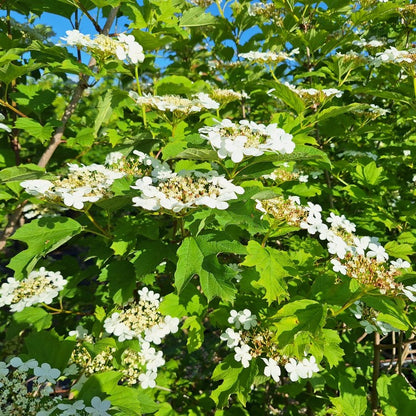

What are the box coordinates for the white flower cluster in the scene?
[103,287,179,389]
[199,119,295,163]
[0,358,111,416]
[353,104,390,119]
[129,91,219,117]
[220,309,319,382]
[22,203,67,220]
[239,49,299,65]
[352,38,384,48]
[350,302,399,336]
[132,168,244,212]
[372,46,416,67]
[220,309,257,368]
[255,198,412,297]
[284,83,343,100]
[21,163,124,210]
[61,30,144,64]
[0,268,67,312]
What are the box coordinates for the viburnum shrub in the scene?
[2,0,416,414]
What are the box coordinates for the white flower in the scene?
[57,400,86,415]
[9,357,38,371]
[138,287,161,305]
[391,258,411,269]
[0,361,9,376]
[227,309,257,330]
[234,343,252,368]
[299,356,319,378]
[20,179,54,196]
[220,328,241,348]
[104,312,135,341]
[352,236,371,256]
[34,363,61,383]
[403,284,416,302]
[331,259,347,275]
[85,396,112,416]
[327,236,349,259]
[69,325,89,340]
[105,151,124,165]
[138,370,157,389]
[262,357,281,382]
[285,358,304,382]
[366,243,388,263]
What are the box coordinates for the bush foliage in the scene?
[2,1,416,415]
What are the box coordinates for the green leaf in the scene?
[100,260,137,305]
[94,90,113,137]
[13,307,52,331]
[15,117,54,144]
[362,295,410,330]
[24,330,76,371]
[320,329,344,368]
[182,315,204,353]
[355,161,384,186]
[242,241,291,304]
[330,375,368,416]
[211,355,257,408]
[154,75,194,95]
[0,164,45,183]
[174,235,238,302]
[180,7,217,26]
[272,300,327,357]
[377,374,416,416]
[384,241,414,261]
[171,148,219,161]
[268,82,305,115]
[8,217,83,279]
[315,103,365,122]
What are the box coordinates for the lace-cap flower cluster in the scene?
[61,30,144,64]
[372,46,416,67]
[102,287,179,389]
[132,168,244,212]
[199,119,295,163]
[209,88,248,105]
[283,82,343,102]
[255,198,412,299]
[21,163,124,210]
[239,49,299,65]
[220,309,319,383]
[0,268,67,312]
[129,91,219,117]
[0,357,111,415]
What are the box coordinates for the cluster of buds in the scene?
[256,196,308,227]
[209,88,248,105]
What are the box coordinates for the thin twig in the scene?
[371,332,381,412]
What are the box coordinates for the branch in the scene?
[73,0,103,34]
[0,7,120,251]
